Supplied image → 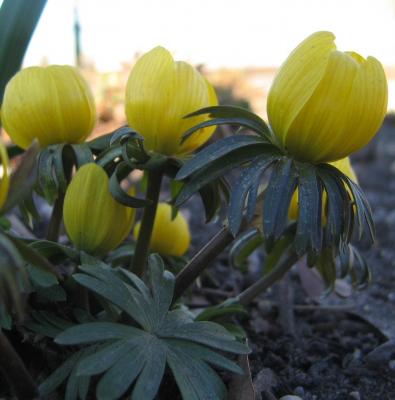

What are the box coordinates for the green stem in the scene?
[172,226,235,303]
[46,150,73,242]
[131,169,163,277]
[0,330,37,399]
[46,192,65,241]
[237,251,298,306]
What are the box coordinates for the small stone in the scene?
[294,386,305,397]
[387,292,395,303]
[279,396,303,400]
[349,391,361,400]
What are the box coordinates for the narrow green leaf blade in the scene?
[176,135,268,180]
[0,0,47,101]
[55,322,143,345]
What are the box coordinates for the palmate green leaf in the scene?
[0,0,46,102]
[49,255,249,400]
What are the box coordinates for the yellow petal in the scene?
[284,50,361,162]
[125,47,217,156]
[134,203,190,256]
[267,31,336,146]
[63,163,135,255]
[0,139,10,211]
[2,66,96,149]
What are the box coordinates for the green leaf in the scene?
[228,157,275,235]
[88,132,114,153]
[295,163,322,255]
[77,340,138,376]
[50,257,249,400]
[1,141,39,213]
[198,179,222,222]
[0,0,46,102]
[37,147,58,203]
[263,158,297,248]
[70,143,94,168]
[166,339,243,375]
[95,144,123,168]
[56,322,144,345]
[96,346,146,400]
[131,337,167,400]
[5,233,61,280]
[175,143,273,206]
[176,135,268,180]
[318,168,348,244]
[26,264,58,287]
[167,348,227,400]
[109,161,149,208]
[185,105,270,135]
[39,352,80,396]
[229,228,264,270]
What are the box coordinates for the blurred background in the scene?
[14,0,395,136]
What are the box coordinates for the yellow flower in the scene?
[133,203,190,257]
[267,31,388,163]
[0,138,10,211]
[63,163,135,255]
[125,46,217,156]
[288,157,357,220]
[2,65,96,149]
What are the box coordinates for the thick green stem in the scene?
[237,252,298,306]
[0,330,37,399]
[131,169,163,277]
[173,226,234,303]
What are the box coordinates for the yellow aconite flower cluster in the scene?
[268,31,388,163]
[125,46,218,156]
[0,139,9,211]
[2,65,96,149]
[63,163,135,255]
[288,157,357,220]
[134,203,190,257]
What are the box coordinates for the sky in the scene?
[21,0,395,71]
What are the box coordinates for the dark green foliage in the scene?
[0,0,47,102]
[40,254,249,400]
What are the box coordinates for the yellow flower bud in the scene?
[2,65,96,149]
[288,157,357,220]
[125,47,218,156]
[0,138,9,211]
[267,31,388,163]
[63,163,135,255]
[133,203,190,257]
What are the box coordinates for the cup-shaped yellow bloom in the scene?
[288,157,357,220]
[134,203,190,257]
[125,46,218,156]
[0,139,10,211]
[2,65,96,149]
[267,31,388,163]
[63,163,135,255]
